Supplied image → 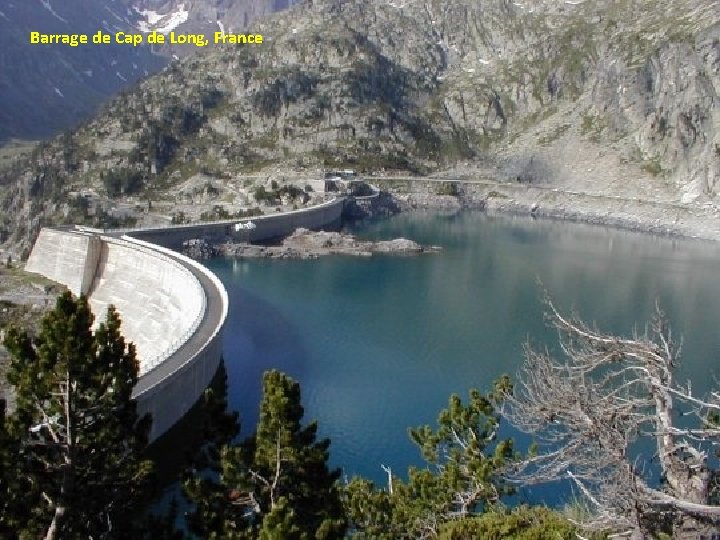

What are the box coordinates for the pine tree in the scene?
[236,369,346,538]
[0,398,32,536]
[3,291,154,539]
[344,377,517,538]
[187,369,347,538]
[183,364,241,539]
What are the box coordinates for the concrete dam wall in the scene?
[125,237,228,442]
[89,238,206,375]
[126,197,345,249]
[26,229,228,442]
[24,198,344,442]
[25,229,102,296]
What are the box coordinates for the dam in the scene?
[23,197,345,441]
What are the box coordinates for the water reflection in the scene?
[204,212,720,505]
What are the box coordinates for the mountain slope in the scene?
[0,0,299,142]
[2,0,719,253]
[0,0,164,141]
[130,0,299,38]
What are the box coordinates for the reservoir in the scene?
[203,211,720,502]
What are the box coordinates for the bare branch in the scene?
[503,297,720,536]
[380,464,394,495]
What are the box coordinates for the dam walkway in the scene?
[129,237,225,398]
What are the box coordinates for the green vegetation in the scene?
[310,145,419,174]
[0,140,37,173]
[184,369,346,538]
[252,73,320,117]
[538,124,571,146]
[344,379,518,538]
[438,506,598,539]
[1,292,153,538]
[642,157,664,176]
[199,205,263,222]
[581,113,609,143]
[0,0,713,254]
[171,211,191,225]
[0,265,61,293]
[435,181,460,196]
[253,184,310,206]
[93,207,138,229]
[253,185,279,204]
[3,286,719,538]
[102,168,145,196]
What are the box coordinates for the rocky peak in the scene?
[1,0,719,254]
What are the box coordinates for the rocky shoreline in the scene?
[483,196,720,242]
[183,227,441,260]
[183,179,720,263]
[386,182,720,243]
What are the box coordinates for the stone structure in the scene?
[26,230,227,441]
[125,237,228,441]
[25,229,102,296]
[124,197,345,250]
[88,237,206,375]
[24,197,345,442]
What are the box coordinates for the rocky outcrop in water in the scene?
[218,228,441,259]
[182,238,219,259]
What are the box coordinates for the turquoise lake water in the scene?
[203,211,720,504]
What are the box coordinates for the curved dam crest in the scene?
[23,197,345,441]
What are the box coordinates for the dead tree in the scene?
[502,297,720,538]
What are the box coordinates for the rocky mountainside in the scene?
[1,0,719,255]
[130,0,299,39]
[0,0,298,142]
[0,0,162,141]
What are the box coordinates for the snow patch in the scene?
[135,4,189,34]
[39,0,67,23]
[84,69,93,77]
[478,59,490,65]
[54,87,64,98]
[0,11,8,20]
[134,7,163,27]
[217,20,225,35]
[155,7,188,33]
[116,71,127,82]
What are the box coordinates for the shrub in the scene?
[435,181,460,196]
[438,506,596,540]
